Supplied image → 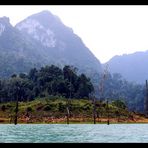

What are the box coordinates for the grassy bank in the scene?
[0,97,147,124]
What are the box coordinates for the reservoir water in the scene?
[0,124,148,143]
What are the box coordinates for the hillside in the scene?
[0,98,146,124]
[0,10,102,78]
[105,50,148,84]
[0,17,47,77]
[15,10,102,75]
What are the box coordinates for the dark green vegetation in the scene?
[0,10,147,115]
[0,98,137,123]
[91,72,145,112]
[0,65,94,102]
[0,64,146,113]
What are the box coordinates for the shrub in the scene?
[112,100,126,109]
[58,103,66,112]
[1,105,6,112]
[36,105,44,111]
[43,105,52,111]
[83,104,91,111]
[26,107,33,112]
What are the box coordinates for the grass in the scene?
[0,97,147,124]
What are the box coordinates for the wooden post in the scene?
[145,80,148,117]
[14,86,19,125]
[14,99,18,125]
[93,97,96,124]
[66,72,72,124]
[107,100,110,125]
[66,101,69,124]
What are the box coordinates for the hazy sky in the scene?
[0,5,148,63]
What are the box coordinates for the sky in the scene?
[0,5,148,63]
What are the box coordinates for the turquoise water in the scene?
[0,124,148,143]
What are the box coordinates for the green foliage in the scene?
[26,107,33,112]
[58,102,66,112]
[0,65,94,102]
[0,98,134,122]
[43,105,52,111]
[0,62,145,113]
[112,100,126,109]
[91,72,145,112]
[82,103,92,111]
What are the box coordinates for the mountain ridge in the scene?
[105,50,148,84]
[15,10,102,75]
[0,10,102,77]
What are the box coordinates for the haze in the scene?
[0,5,148,63]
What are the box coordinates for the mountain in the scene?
[105,51,148,84]
[15,10,102,75]
[0,16,48,77]
[0,10,102,78]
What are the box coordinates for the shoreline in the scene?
[1,117,148,124]
[0,98,147,124]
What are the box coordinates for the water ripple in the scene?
[0,124,148,143]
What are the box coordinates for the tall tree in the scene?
[99,64,110,124]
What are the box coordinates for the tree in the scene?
[28,68,38,82]
[63,65,75,124]
[0,64,95,104]
[77,74,94,98]
[14,80,21,125]
[99,64,109,124]
[112,100,126,110]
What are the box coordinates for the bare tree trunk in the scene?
[66,73,72,124]
[93,97,96,124]
[66,96,70,124]
[14,85,20,125]
[98,64,109,124]
[145,80,148,117]
[106,100,110,125]
[14,96,18,125]
[66,104,69,124]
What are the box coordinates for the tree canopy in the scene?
[0,65,94,102]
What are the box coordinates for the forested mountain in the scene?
[0,10,102,78]
[105,50,148,84]
[0,11,147,113]
[15,10,102,75]
[0,16,47,77]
